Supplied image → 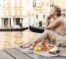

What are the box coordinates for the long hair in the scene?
[53,6,61,17]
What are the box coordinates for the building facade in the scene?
[0,0,52,29]
[32,0,51,27]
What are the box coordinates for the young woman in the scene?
[21,6,66,54]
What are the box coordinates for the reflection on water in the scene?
[0,31,23,49]
[0,30,40,49]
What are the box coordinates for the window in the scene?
[36,14,38,19]
[62,13,65,17]
[33,2,36,7]
[39,21,42,27]
[2,18,11,28]
[43,14,45,19]
[13,18,22,28]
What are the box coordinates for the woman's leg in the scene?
[21,30,52,47]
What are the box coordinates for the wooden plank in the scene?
[16,48,33,54]
[17,48,66,59]
[0,49,14,59]
[4,48,32,59]
[19,52,66,59]
[16,48,41,59]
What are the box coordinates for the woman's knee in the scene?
[44,30,50,34]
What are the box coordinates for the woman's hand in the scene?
[47,14,53,20]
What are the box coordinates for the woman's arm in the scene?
[44,15,53,30]
[44,19,49,30]
[47,19,62,29]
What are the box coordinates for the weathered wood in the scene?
[0,49,14,59]
[17,48,45,59]
[17,48,66,59]
[4,48,32,59]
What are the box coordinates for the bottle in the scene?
[41,39,47,51]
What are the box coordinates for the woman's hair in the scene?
[53,6,61,17]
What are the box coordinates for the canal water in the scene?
[0,31,23,49]
[0,30,39,49]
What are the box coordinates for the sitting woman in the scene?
[21,6,66,54]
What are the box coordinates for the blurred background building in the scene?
[0,0,66,48]
[0,0,66,29]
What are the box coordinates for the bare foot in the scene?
[20,42,31,48]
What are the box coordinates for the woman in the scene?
[21,6,66,54]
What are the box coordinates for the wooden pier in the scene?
[0,47,66,59]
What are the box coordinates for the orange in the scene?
[64,52,66,54]
[34,46,41,51]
